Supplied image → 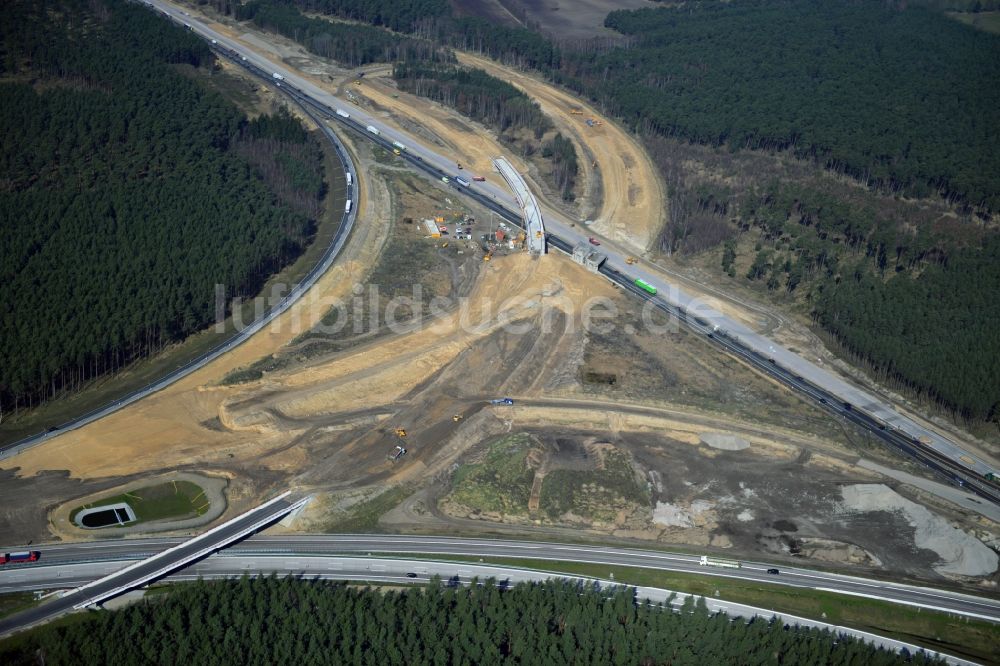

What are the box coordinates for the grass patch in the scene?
[540,448,649,522]
[412,554,997,664]
[69,480,209,527]
[0,593,40,621]
[325,486,413,533]
[947,10,1000,35]
[447,434,536,515]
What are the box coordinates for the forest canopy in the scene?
[0,0,321,412]
[577,0,1000,209]
[0,576,943,665]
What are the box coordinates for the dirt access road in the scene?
[457,52,666,252]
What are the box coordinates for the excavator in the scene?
[394,426,407,438]
[625,256,638,265]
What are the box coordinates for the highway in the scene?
[129,0,997,500]
[3,535,998,623]
[0,495,304,636]
[0,556,982,665]
[2,0,993,500]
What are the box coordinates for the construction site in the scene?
[1,0,997,602]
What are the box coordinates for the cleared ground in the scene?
[1,2,996,599]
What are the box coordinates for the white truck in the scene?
[366,125,380,136]
[345,199,353,214]
[272,72,285,81]
[335,108,350,119]
[345,172,353,186]
[699,555,741,569]
[456,177,471,187]
[392,140,406,152]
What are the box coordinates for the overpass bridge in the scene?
[492,156,546,256]
[0,492,308,636]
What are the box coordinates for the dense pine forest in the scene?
[0,0,323,413]
[236,0,448,66]
[581,1,1000,211]
[393,63,550,135]
[0,576,943,665]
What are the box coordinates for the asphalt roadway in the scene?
[111,0,1000,487]
[2,535,997,623]
[0,496,301,637]
[3,0,994,498]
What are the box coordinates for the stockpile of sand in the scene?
[840,484,998,577]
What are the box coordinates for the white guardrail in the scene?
[70,493,308,609]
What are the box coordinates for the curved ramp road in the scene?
[4,0,995,505]
[136,0,1000,497]
[0,63,360,461]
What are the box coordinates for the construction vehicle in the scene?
[393,148,401,155]
[441,242,449,248]
[452,415,463,422]
[394,427,407,438]
[388,445,407,461]
[625,256,637,265]
[483,251,492,262]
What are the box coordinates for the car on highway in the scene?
[767,568,780,575]
[406,572,418,578]
[588,237,600,246]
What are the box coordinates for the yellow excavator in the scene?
[452,415,463,422]
[394,427,407,438]
[625,256,637,265]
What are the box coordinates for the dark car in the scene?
[766,568,780,575]
[405,572,418,578]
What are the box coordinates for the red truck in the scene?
[472,176,486,182]
[588,237,601,246]
[2,551,40,565]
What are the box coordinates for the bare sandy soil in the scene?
[457,52,666,252]
[451,0,651,40]
[3,3,996,589]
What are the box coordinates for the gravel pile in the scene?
[841,484,998,577]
